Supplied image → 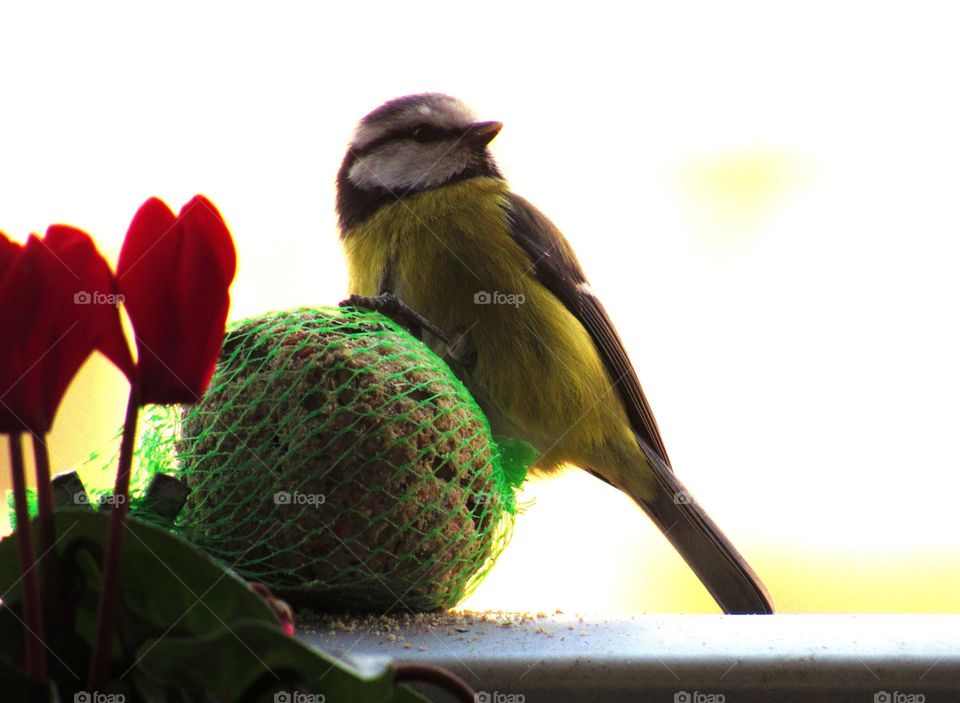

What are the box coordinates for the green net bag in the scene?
[167,306,528,612]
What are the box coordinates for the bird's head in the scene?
[337,93,503,231]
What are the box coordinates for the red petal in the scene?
[179,196,237,285]
[0,236,45,432]
[0,231,21,281]
[45,226,135,381]
[0,227,131,433]
[117,196,236,405]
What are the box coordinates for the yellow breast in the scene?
[341,178,638,473]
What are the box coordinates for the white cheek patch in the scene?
[348,140,471,192]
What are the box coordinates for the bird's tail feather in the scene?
[627,438,774,614]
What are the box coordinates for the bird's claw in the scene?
[339,292,455,346]
[339,292,400,314]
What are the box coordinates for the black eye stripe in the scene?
[354,124,463,155]
[410,123,454,142]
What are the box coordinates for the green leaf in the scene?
[0,603,23,667]
[5,487,38,529]
[0,509,277,640]
[0,510,430,702]
[0,657,40,700]
[137,620,429,703]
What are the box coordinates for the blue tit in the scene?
[336,93,773,614]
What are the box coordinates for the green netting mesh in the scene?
[153,306,527,612]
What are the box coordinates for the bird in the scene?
[336,93,773,614]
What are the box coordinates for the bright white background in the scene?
[2,1,959,612]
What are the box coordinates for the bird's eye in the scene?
[411,124,443,143]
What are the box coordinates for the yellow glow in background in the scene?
[2,2,959,613]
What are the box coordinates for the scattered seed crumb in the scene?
[291,608,602,647]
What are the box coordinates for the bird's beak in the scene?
[466,120,503,146]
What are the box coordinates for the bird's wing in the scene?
[504,193,774,614]
[503,192,672,468]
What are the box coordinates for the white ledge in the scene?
[299,613,960,702]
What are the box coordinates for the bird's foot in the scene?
[340,291,453,345]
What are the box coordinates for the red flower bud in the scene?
[117,196,236,406]
[0,227,133,434]
[248,582,295,636]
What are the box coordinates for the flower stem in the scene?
[87,383,140,691]
[7,433,47,683]
[30,433,59,627]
